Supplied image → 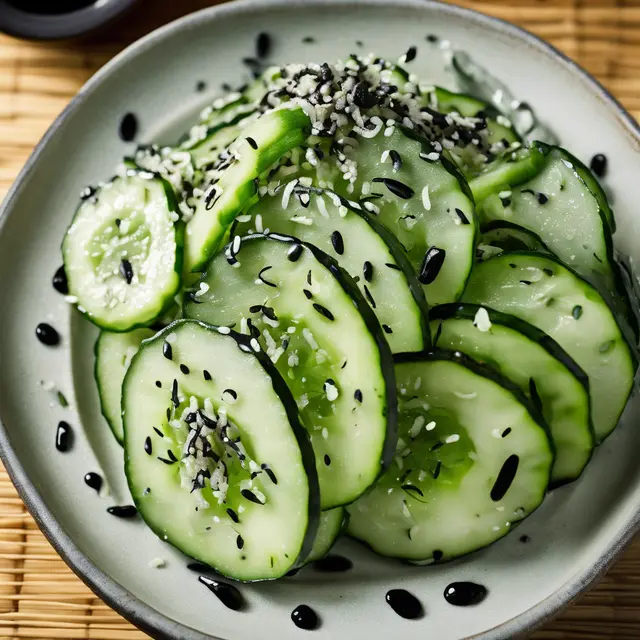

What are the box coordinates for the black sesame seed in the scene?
[590,153,607,178]
[119,259,133,284]
[153,427,164,437]
[36,323,60,346]
[227,508,239,523]
[572,305,583,319]
[543,268,553,276]
[313,303,334,321]
[246,136,258,150]
[119,113,138,142]
[223,388,238,400]
[418,247,446,285]
[455,208,470,225]
[171,378,179,408]
[354,389,363,403]
[502,427,512,438]
[363,285,376,308]
[537,192,548,205]
[249,304,262,313]
[352,81,378,109]
[262,306,277,321]
[324,454,331,466]
[431,442,443,451]
[262,465,278,484]
[490,454,520,502]
[520,280,532,285]
[196,80,207,92]
[107,505,138,518]
[55,421,72,452]
[52,266,68,294]
[433,461,442,479]
[426,34,439,43]
[157,456,176,465]
[302,36,315,44]
[432,550,443,562]
[385,262,402,271]
[287,243,303,262]
[401,484,424,497]
[520,534,530,544]
[258,265,277,287]
[167,449,178,462]
[155,380,162,388]
[180,364,190,375]
[382,324,393,334]
[241,489,264,505]
[236,535,245,550]
[144,437,152,455]
[500,197,512,208]
[389,149,402,171]
[372,177,415,199]
[331,230,344,255]
[204,187,219,211]
[306,270,312,286]
[256,32,271,59]
[162,341,173,360]
[403,46,417,63]
[303,289,313,300]
[203,369,212,381]
[363,261,373,282]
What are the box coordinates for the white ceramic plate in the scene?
[1,1,639,639]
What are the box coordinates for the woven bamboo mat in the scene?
[1,0,640,638]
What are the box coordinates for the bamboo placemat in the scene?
[1,0,640,638]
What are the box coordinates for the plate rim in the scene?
[0,1,638,639]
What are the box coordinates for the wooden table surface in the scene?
[1,1,640,638]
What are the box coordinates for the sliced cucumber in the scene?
[431,304,593,485]
[306,508,346,564]
[184,234,396,509]
[123,320,320,581]
[347,350,553,562]
[469,145,545,204]
[343,127,477,305]
[62,173,183,332]
[232,185,429,354]
[185,108,311,273]
[462,252,636,442]
[95,328,154,444]
[478,222,549,259]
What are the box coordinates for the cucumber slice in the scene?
[95,328,154,444]
[123,320,320,581]
[231,185,429,354]
[343,127,477,305]
[347,350,553,563]
[185,108,311,273]
[462,252,636,442]
[62,173,183,332]
[478,222,550,259]
[431,304,593,485]
[306,508,346,564]
[184,234,396,509]
[469,145,546,203]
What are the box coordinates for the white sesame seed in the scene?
[473,307,492,332]
[421,185,431,211]
[445,434,460,444]
[426,421,436,431]
[322,427,329,439]
[217,326,231,335]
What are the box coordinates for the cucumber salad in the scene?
[61,49,638,580]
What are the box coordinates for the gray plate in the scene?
[0,1,639,639]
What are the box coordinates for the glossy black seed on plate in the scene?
[107,505,138,518]
[403,46,417,62]
[55,421,72,452]
[418,247,446,285]
[444,582,488,606]
[226,508,239,523]
[590,153,607,178]
[256,32,271,58]
[162,341,173,360]
[84,472,102,493]
[241,489,264,505]
[537,192,548,205]
[36,323,60,346]
[203,369,212,381]
[312,555,353,573]
[119,113,138,142]
[198,576,245,611]
[180,364,190,375]
[385,589,423,619]
[291,604,319,630]
[153,427,164,438]
[490,454,520,501]
[52,265,68,294]
[144,436,152,455]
